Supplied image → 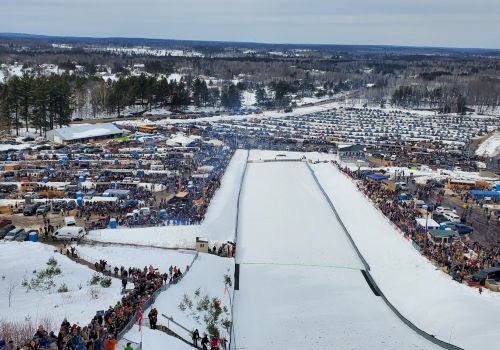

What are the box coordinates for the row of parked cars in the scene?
[0,219,37,241]
[417,202,475,235]
[20,200,77,216]
[1,218,86,242]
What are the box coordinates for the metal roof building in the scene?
[46,123,123,144]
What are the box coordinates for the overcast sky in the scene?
[1,0,500,48]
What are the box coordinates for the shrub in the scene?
[89,273,102,285]
[46,257,58,267]
[100,277,112,288]
[57,283,69,293]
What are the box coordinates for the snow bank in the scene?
[85,225,202,249]
[202,149,248,242]
[152,253,234,340]
[0,242,122,325]
[122,327,192,350]
[0,143,33,151]
[311,163,500,350]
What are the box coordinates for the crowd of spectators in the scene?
[334,161,499,285]
[1,261,189,350]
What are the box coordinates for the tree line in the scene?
[0,74,72,135]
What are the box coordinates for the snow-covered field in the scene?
[0,242,122,325]
[233,159,440,350]
[142,253,234,340]
[75,244,197,274]
[311,162,500,350]
[476,131,500,158]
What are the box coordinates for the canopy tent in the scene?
[468,190,500,200]
[415,217,440,230]
[367,173,388,181]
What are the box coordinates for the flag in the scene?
[137,306,143,331]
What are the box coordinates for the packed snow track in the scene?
[232,160,441,350]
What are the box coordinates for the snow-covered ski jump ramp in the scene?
[232,159,443,350]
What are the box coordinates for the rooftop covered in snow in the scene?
[46,123,123,143]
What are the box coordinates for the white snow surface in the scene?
[84,225,202,249]
[0,242,122,325]
[75,244,197,274]
[122,327,192,350]
[201,149,248,242]
[0,143,34,151]
[237,162,362,268]
[233,159,439,350]
[311,162,500,350]
[150,253,234,340]
[475,131,500,158]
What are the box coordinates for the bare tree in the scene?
[7,280,19,308]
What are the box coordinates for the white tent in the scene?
[415,217,440,230]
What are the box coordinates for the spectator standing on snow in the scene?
[201,335,209,350]
[192,329,199,347]
[148,308,158,330]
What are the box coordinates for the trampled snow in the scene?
[75,244,197,274]
[233,159,439,350]
[0,242,122,326]
[311,162,500,350]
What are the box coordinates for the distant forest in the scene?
[0,34,499,133]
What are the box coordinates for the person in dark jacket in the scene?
[192,329,199,347]
[201,335,209,350]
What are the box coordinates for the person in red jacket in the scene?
[210,336,218,350]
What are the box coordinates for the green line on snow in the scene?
[239,262,361,270]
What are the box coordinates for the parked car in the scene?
[52,201,65,212]
[0,219,12,230]
[15,229,29,242]
[441,222,473,235]
[4,228,25,241]
[0,224,16,239]
[36,205,50,216]
[472,267,500,285]
[23,205,38,216]
[435,206,457,215]
[443,211,461,223]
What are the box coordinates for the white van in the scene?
[64,216,76,226]
[51,226,85,241]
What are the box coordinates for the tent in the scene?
[468,190,500,201]
[367,174,388,181]
[415,217,440,230]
